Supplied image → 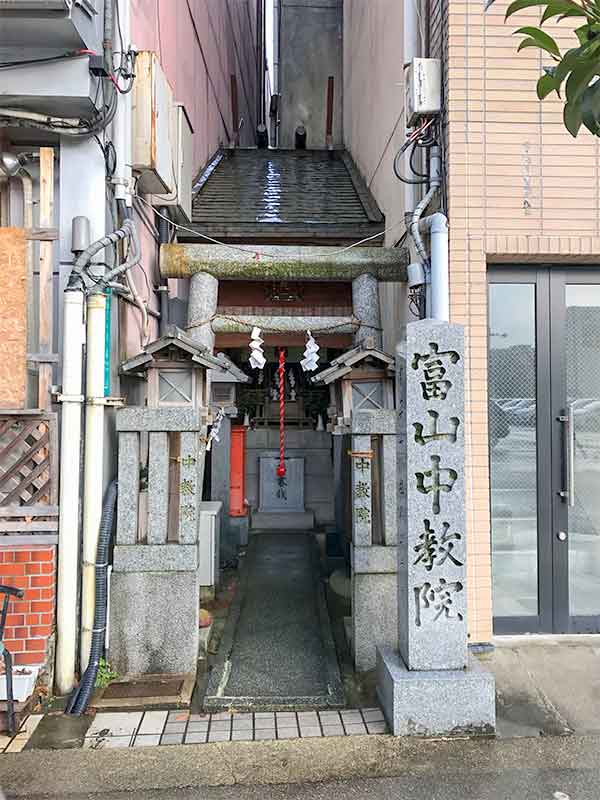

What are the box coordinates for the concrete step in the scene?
[251,511,315,530]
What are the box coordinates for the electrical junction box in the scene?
[149,103,194,223]
[132,51,176,195]
[0,0,103,55]
[406,58,441,126]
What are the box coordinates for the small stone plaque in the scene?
[258,457,305,513]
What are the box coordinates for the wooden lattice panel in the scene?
[0,413,57,507]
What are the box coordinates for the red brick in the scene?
[6,613,24,627]
[25,589,41,601]
[40,563,53,575]
[30,574,53,588]
[15,551,31,563]
[31,601,53,613]
[24,563,41,575]
[39,613,53,626]
[25,638,46,652]
[2,627,14,640]
[31,551,53,562]
[15,652,44,666]
[14,627,28,639]
[0,563,26,577]
[25,613,39,626]
[30,624,53,637]
[3,639,24,652]
[3,551,15,563]
[12,601,30,614]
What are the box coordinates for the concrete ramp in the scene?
[204,532,344,710]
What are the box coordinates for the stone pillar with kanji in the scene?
[377,319,496,736]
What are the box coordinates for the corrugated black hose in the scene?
[66,479,118,715]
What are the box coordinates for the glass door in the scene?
[489,267,600,634]
[551,271,600,633]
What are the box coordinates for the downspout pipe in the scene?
[156,207,171,336]
[55,281,86,695]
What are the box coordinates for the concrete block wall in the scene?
[0,543,56,668]
[245,429,334,525]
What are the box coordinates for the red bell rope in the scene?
[277,349,286,478]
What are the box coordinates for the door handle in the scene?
[558,406,576,506]
[567,401,576,508]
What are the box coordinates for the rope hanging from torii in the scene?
[277,348,286,483]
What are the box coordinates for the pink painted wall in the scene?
[132,0,259,170]
[120,0,260,360]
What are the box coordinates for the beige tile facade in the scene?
[444,0,600,642]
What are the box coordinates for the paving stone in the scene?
[277,727,299,739]
[168,711,190,722]
[84,736,132,749]
[299,726,322,738]
[185,731,208,744]
[87,712,142,738]
[254,729,276,740]
[276,712,297,723]
[133,734,161,747]
[322,725,345,738]
[254,717,276,730]
[366,721,388,734]
[232,718,253,730]
[208,730,231,742]
[361,708,385,722]
[254,712,275,720]
[340,710,363,724]
[318,711,341,723]
[187,721,209,732]
[138,711,168,735]
[164,722,187,734]
[190,713,211,722]
[343,722,367,736]
[210,720,231,732]
[232,712,253,721]
[297,711,319,724]
[231,729,254,741]
[211,712,232,722]
[161,733,184,745]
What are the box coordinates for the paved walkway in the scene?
[204,533,343,709]
[0,707,387,752]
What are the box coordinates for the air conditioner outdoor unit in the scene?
[149,103,194,222]
[406,57,442,127]
[132,51,176,195]
[0,0,103,53]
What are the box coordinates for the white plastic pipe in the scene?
[420,212,449,322]
[55,289,85,695]
[113,0,132,205]
[80,292,107,671]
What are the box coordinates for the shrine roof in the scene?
[120,325,250,382]
[311,342,395,385]
[183,149,385,246]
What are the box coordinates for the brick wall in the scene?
[0,544,56,667]
[442,0,600,641]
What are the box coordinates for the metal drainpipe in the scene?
[157,207,171,336]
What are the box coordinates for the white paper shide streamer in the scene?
[301,329,320,372]
[249,326,266,369]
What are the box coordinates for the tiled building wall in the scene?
[444,0,600,641]
[0,544,56,667]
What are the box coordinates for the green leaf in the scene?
[515,26,561,56]
[564,101,583,136]
[581,81,600,133]
[517,37,561,58]
[506,0,554,19]
[565,60,599,102]
[541,2,588,23]
[537,72,560,98]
